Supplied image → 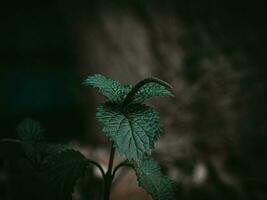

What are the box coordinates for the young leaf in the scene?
[17,118,45,141]
[41,150,89,200]
[132,82,173,104]
[15,118,45,161]
[15,119,68,168]
[83,74,173,105]
[83,74,128,103]
[96,103,162,162]
[134,159,175,200]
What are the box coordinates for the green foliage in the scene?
[17,118,45,141]
[131,81,173,104]
[41,150,89,200]
[83,74,128,103]
[96,103,162,162]
[85,74,175,199]
[83,74,173,104]
[20,120,68,168]
[9,119,85,199]
[16,118,46,162]
[1,74,175,200]
[0,119,44,160]
[134,159,175,200]
[87,74,172,164]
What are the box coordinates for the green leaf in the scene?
[41,150,89,200]
[42,143,69,155]
[15,119,68,168]
[132,82,173,104]
[16,118,45,161]
[83,75,173,105]
[83,74,128,103]
[17,118,45,141]
[134,159,175,200]
[96,103,162,162]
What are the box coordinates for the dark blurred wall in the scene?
[1,1,267,200]
[66,1,266,199]
[0,0,86,143]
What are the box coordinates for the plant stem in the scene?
[87,159,105,178]
[103,142,116,200]
[102,77,172,199]
[112,160,133,177]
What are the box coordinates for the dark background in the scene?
[0,0,266,199]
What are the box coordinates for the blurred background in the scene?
[0,0,266,199]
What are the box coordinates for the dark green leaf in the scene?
[16,119,45,162]
[96,103,162,162]
[11,119,68,168]
[41,150,89,200]
[0,139,67,162]
[42,143,69,155]
[17,118,45,141]
[134,159,175,200]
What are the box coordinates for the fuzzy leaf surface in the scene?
[83,74,128,103]
[96,103,162,162]
[132,82,173,104]
[134,159,175,200]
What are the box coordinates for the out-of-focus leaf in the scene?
[17,118,45,141]
[41,150,89,200]
[1,119,68,169]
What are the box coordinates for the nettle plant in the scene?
[1,74,175,200]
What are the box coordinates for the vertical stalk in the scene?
[102,78,172,199]
[103,142,116,200]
